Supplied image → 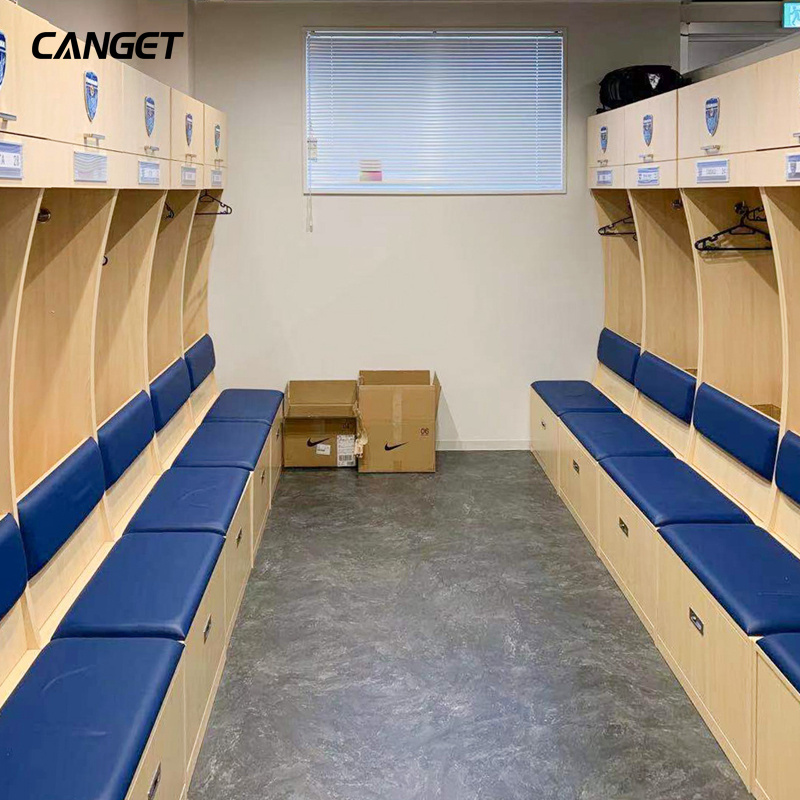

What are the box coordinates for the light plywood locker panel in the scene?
[624,91,678,166]
[755,50,800,152]
[0,1,20,133]
[0,189,42,514]
[593,189,643,345]
[120,68,171,160]
[204,105,228,167]
[678,66,756,159]
[588,108,624,168]
[530,388,559,487]
[184,193,219,349]
[13,189,117,495]
[148,190,198,381]
[95,191,166,424]
[171,89,205,166]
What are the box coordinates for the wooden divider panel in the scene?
[95,191,166,424]
[630,190,698,372]
[184,192,220,350]
[0,189,42,515]
[593,190,643,345]
[148,190,198,381]
[683,187,782,417]
[13,189,117,496]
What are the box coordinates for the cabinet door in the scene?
[121,66,171,159]
[0,2,20,131]
[588,108,624,167]
[171,89,205,165]
[678,67,756,158]
[204,105,228,167]
[624,92,677,165]
[756,50,800,151]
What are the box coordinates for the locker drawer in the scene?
[254,435,271,538]
[269,406,284,501]
[204,105,228,167]
[623,160,678,190]
[558,424,599,547]
[588,165,622,190]
[623,91,678,165]
[171,89,205,166]
[530,388,559,488]
[120,68,171,159]
[755,50,800,152]
[588,108,624,168]
[224,480,253,635]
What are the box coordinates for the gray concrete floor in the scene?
[190,452,750,800]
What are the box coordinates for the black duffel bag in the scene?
[598,65,687,111]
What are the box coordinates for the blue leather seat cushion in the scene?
[561,412,672,461]
[0,637,182,800]
[602,456,751,527]
[98,391,155,489]
[634,352,696,423]
[150,359,192,432]
[54,532,223,641]
[125,466,249,535]
[0,515,27,620]
[597,328,640,384]
[758,634,800,694]
[17,439,106,578]
[185,334,216,391]
[531,380,620,417]
[205,388,284,426]
[661,524,800,636]
[173,420,269,471]
[776,430,800,507]
[694,383,779,481]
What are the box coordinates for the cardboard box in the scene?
[356,370,441,473]
[283,381,358,468]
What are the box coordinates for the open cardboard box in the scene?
[283,380,358,468]
[356,371,441,473]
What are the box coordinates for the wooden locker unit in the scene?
[558,424,599,548]
[204,105,228,167]
[623,91,678,166]
[184,193,218,351]
[12,189,117,496]
[530,387,560,488]
[224,481,254,638]
[755,50,800,152]
[171,89,205,167]
[0,188,41,516]
[588,108,624,168]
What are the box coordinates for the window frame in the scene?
[302,26,568,197]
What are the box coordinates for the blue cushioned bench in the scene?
[174,420,269,470]
[532,328,639,417]
[151,359,194,433]
[758,634,800,695]
[634,352,696,424]
[98,391,156,488]
[561,411,672,461]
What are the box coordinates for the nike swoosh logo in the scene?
[384,443,407,452]
[307,438,330,447]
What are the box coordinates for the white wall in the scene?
[193,1,679,450]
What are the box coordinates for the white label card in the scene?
[0,142,23,180]
[596,169,613,187]
[696,158,729,184]
[181,165,197,187]
[637,166,660,187]
[138,160,161,186]
[74,151,108,183]
[337,435,356,467]
[211,169,223,188]
[787,154,800,182]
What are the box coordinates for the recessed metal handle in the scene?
[689,607,704,635]
[638,153,654,162]
[700,144,721,153]
[0,112,18,123]
[236,527,243,547]
[84,133,106,144]
[618,517,629,537]
[203,614,213,643]
[144,145,160,155]
[572,460,580,475]
[147,764,162,800]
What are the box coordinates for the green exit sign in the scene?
[784,3,800,28]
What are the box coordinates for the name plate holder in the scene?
[181,165,197,187]
[596,169,613,187]
[74,151,108,184]
[637,166,660,187]
[138,160,161,186]
[0,141,23,181]
[696,158,729,185]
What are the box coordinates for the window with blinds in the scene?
[305,30,565,195]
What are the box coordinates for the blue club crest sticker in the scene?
[643,114,653,147]
[0,32,7,93]
[185,113,193,146]
[600,125,608,153]
[145,96,156,137]
[214,123,221,154]
[84,71,99,122]
[705,97,720,137]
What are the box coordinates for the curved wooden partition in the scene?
[0,189,44,516]
[593,190,643,345]
[148,190,199,381]
[683,187,782,418]
[95,191,167,425]
[13,189,117,497]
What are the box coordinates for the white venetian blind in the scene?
[305,30,565,194]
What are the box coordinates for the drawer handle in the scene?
[0,112,17,123]
[572,460,580,475]
[540,420,546,430]
[185,152,197,162]
[700,144,721,153]
[148,763,162,800]
[203,615,213,643]
[618,517,629,537]
[638,153,654,162]
[689,607,704,635]
[144,145,160,155]
[84,132,106,144]
[214,157,224,166]
[793,132,800,141]
[236,527,243,547]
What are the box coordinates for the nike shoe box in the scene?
[283,380,358,468]
[356,371,441,473]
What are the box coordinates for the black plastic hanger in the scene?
[694,203,772,252]
[195,191,232,216]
